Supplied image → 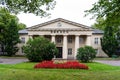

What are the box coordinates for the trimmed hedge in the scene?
[23,37,58,62]
[77,46,96,63]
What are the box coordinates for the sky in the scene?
[17,0,98,27]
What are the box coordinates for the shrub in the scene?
[34,61,88,69]
[23,37,58,62]
[76,46,96,63]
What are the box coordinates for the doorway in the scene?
[56,47,62,58]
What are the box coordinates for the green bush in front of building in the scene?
[76,46,96,63]
[23,37,58,62]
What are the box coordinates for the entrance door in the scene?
[56,47,62,58]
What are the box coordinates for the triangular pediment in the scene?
[27,18,92,31]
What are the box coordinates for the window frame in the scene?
[79,37,84,43]
[21,37,25,43]
[68,36,72,43]
[56,36,62,43]
[94,38,99,44]
[68,48,72,55]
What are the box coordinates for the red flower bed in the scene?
[34,61,88,69]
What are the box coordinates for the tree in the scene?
[92,17,106,30]
[0,8,11,55]
[4,18,20,56]
[18,23,26,30]
[85,0,120,27]
[76,46,96,63]
[86,0,120,56]
[116,28,120,55]
[0,22,6,54]
[101,26,119,57]
[0,8,23,56]
[0,0,56,17]
[23,37,58,62]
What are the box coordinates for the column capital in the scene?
[75,34,80,36]
[38,34,44,36]
[51,34,56,36]
[63,34,68,36]
[51,35,56,43]
[87,34,92,36]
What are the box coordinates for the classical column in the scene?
[51,35,56,43]
[63,35,67,59]
[74,35,79,59]
[86,35,91,46]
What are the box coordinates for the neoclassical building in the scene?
[18,18,107,59]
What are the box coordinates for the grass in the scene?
[0,62,120,80]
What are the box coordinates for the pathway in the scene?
[0,57,28,64]
[95,60,120,66]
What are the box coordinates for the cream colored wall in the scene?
[92,34,108,57]
[17,32,107,58]
[16,34,29,55]
[38,21,81,29]
[28,30,93,37]
[79,35,86,47]
[67,36,75,59]
[54,35,75,59]
[69,31,92,35]
[28,31,51,36]
[55,35,63,47]
[17,20,107,58]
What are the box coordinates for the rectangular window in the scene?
[94,38,98,44]
[68,48,72,55]
[79,37,83,43]
[21,37,25,43]
[57,37,62,43]
[68,36,72,43]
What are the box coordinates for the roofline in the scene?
[27,18,92,30]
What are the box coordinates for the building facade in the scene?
[18,18,107,59]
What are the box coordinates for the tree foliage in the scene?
[86,0,120,56]
[85,0,120,27]
[92,17,106,30]
[18,23,26,30]
[0,8,13,55]
[5,18,20,56]
[115,27,120,55]
[101,26,119,57]
[76,46,96,63]
[0,8,24,56]
[0,0,56,17]
[23,37,58,62]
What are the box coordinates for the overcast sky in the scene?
[17,0,98,27]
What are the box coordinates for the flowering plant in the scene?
[34,61,88,69]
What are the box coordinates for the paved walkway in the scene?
[0,57,120,66]
[95,60,120,66]
[0,57,28,64]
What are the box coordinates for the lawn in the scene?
[0,62,120,80]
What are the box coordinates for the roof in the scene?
[18,29,28,34]
[27,18,92,30]
[93,29,104,34]
[18,18,104,34]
